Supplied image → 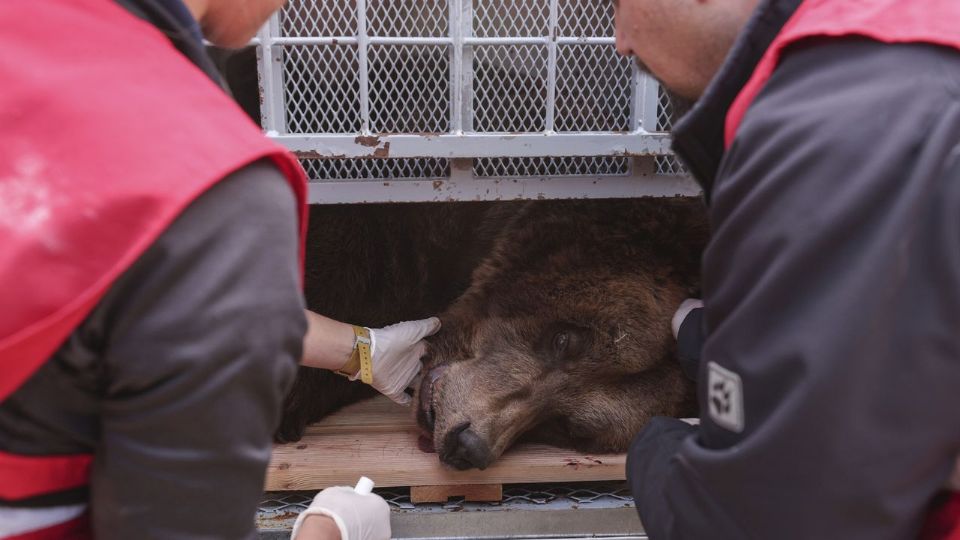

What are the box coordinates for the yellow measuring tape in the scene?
[352,325,374,385]
[335,326,373,385]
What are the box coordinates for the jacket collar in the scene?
[670,0,803,197]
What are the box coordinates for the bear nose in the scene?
[441,422,492,471]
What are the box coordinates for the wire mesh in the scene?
[558,0,615,37]
[654,85,687,175]
[283,45,361,134]
[258,481,634,517]
[367,0,449,37]
[474,0,550,37]
[473,45,549,132]
[301,158,450,181]
[280,0,357,37]
[555,44,631,132]
[474,156,629,177]
[368,45,451,133]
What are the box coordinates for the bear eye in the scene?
[553,331,569,356]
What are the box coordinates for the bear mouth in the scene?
[416,364,447,453]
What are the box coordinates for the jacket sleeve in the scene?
[86,160,306,539]
[628,39,960,540]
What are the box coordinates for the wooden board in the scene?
[410,484,503,503]
[266,396,626,491]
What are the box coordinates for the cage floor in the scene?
[266,396,627,491]
[258,482,646,539]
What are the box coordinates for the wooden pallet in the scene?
[266,396,626,501]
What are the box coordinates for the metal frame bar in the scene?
[306,173,699,204]
[257,14,286,135]
[277,132,673,159]
[356,0,371,135]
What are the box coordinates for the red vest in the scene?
[0,0,307,537]
[724,1,960,538]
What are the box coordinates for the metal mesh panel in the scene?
[367,0,448,37]
[655,85,687,175]
[474,156,629,177]
[280,0,356,37]
[283,45,361,134]
[301,158,450,181]
[475,0,549,37]
[368,45,451,133]
[259,481,633,516]
[558,0,615,37]
[474,45,548,132]
[555,45,631,132]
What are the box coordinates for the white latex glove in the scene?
[671,298,703,339]
[352,317,441,405]
[291,486,390,540]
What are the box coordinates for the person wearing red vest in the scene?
[614,0,960,538]
[0,0,435,539]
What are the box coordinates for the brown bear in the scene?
[278,197,708,473]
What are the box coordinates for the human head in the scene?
[182,0,286,48]
[613,0,759,100]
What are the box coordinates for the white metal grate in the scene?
[367,0,449,38]
[474,156,629,177]
[368,44,451,133]
[555,44,631,132]
[257,0,696,202]
[473,45,548,132]
[654,85,687,176]
[283,45,361,134]
[301,157,450,181]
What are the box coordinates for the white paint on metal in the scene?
[277,132,673,159]
[306,174,699,204]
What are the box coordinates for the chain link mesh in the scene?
[654,85,687,175]
[474,156,629,177]
[368,45,451,133]
[280,0,356,37]
[474,0,549,37]
[258,481,633,518]
[283,45,361,134]
[558,0,615,37]
[555,44,631,132]
[367,0,448,37]
[473,45,548,132]
[301,158,450,181]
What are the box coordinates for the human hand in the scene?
[291,486,390,540]
[362,317,441,405]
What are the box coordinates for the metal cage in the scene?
[255,0,695,203]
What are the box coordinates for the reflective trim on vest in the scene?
[724,0,960,148]
[0,451,92,500]
[0,504,87,539]
[0,512,90,540]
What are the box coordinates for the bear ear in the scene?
[537,322,591,365]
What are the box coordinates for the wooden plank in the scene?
[266,396,626,491]
[410,484,503,503]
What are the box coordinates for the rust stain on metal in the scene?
[354,135,381,147]
[296,150,348,159]
[432,180,444,191]
[372,142,390,158]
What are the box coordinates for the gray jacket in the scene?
[628,1,960,538]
